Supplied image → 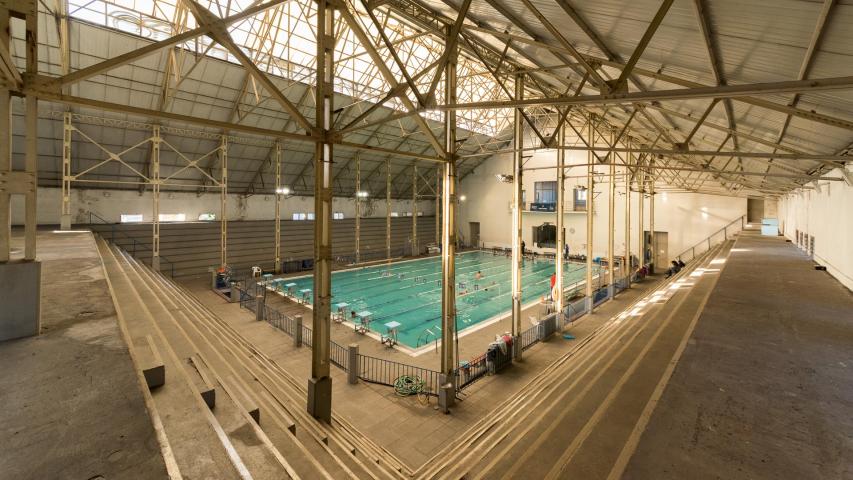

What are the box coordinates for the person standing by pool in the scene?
[563,243,569,261]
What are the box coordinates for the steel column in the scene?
[435,168,440,246]
[412,165,418,256]
[0,8,9,262]
[585,114,595,313]
[511,73,524,351]
[151,125,161,271]
[308,0,334,423]
[23,5,37,260]
[638,157,646,269]
[219,136,228,268]
[555,121,565,314]
[274,142,282,273]
[624,138,632,288]
[355,153,361,264]
[61,112,72,230]
[607,129,616,297]
[649,159,656,274]
[440,32,458,385]
[386,158,391,262]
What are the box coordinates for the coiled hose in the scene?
[394,375,425,396]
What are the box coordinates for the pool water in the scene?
[275,250,594,349]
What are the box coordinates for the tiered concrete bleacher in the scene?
[97,236,410,479]
[89,217,437,277]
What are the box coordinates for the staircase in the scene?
[96,235,411,479]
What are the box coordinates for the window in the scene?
[159,213,186,222]
[307,213,315,220]
[198,213,216,221]
[120,214,143,223]
[293,213,307,221]
[417,212,424,217]
[391,212,399,217]
[333,212,344,220]
[534,181,557,204]
[405,212,412,217]
[573,188,588,211]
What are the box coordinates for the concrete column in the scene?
[308,0,335,423]
[435,168,440,246]
[347,344,359,384]
[61,112,72,230]
[0,9,11,262]
[585,113,595,313]
[229,281,239,303]
[274,142,282,273]
[220,136,228,268]
[637,156,645,277]
[23,3,37,261]
[511,73,524,353]
[607,129,615,298]
[294,314,303,347]
[255,295,265,321]
[439,31,459,412]
[555,122,565,314]
[151,125,161,272]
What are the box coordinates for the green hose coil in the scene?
[394,375,426,396]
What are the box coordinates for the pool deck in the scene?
[184,271,658,467]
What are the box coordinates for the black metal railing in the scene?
[676,215,745,263]
[357,354,441,396]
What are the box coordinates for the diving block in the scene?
[141,335,165,390]
[189,355,216,409]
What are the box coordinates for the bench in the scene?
[140,335,165,389]
[189,355,216,409]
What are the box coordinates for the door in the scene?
[654,231,669,269]
[469,222,481,248]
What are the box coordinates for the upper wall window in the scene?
[198,213,216,221]
[333,212,344,220]
[534,181,557,205]
[120,214,143,223]
[390,212,399,217]
[293,213,307,220]
[307,213,315,220]
[159,213,186,222]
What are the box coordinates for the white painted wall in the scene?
[457,138,746,265]
[13,187,435,225]
[778,167,853,290]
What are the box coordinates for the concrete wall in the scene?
[778,167,853,290]
[13,187,435,225]
[457,144,747,265]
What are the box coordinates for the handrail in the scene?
[675,214,745,262]
[87,211,176,277]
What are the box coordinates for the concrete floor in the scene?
[622,230,853,479]
[0,231,167,480]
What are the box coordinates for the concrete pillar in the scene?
[386,158,391,261]
[347,344,358,384]
[0,262,41,341]
[255,295,264,321]
[649,159,656,274]
[412,165,418,256]
[355,153,361,264]
[294,315,303,347]
[229,282,239,303]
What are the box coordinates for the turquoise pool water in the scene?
[274,251,594,349]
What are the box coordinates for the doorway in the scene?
[644,230,669,271]
[469,222,481,249]
[747,198,764,223]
